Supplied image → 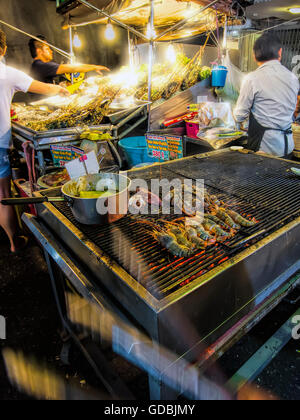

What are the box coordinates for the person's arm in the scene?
[28,80,70,96]
[56,64,110,75]
[233,76,255,124]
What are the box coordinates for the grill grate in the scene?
[50,152,300,300]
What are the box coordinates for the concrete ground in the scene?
[0,227,299,400]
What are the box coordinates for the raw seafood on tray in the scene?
[13,52,212,132]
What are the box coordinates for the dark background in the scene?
[0,0,128,73]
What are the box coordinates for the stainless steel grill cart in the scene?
[23,150,300,399]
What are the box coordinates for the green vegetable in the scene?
[217,131,243,138]
[176,53,191,66]
[199,66,212,80]
[291,168,300,177]
[138,64,148,73]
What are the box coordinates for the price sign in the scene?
[165,135,184,160]
[146,134,183,162]
[146,134,170,161]
[50,145,85,167]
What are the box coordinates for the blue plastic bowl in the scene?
[119,136,160,169]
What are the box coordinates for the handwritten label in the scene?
[165,135,184,160]
[50,145,85,167]
[146,134,183,161]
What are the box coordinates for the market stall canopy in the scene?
[60,0,235,40]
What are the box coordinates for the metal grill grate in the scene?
[50,152,300,300]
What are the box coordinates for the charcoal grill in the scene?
[23,149,300,398]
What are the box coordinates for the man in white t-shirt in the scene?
[0,29,69,253]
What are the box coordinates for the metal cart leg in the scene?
[43,249,135,400]
[227,306,300,395]
[37,150,46,175]
[148,376,178,400]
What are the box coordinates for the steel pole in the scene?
[128,30,133,68]
[69,27,75,84]
[147,0,155,132]
[0,19,71,60]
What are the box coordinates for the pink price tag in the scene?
[79,155,88,163]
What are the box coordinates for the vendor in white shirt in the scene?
[234,32,299,158]
[0,29,69,254]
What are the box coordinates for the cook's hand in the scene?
[95,66,110,76]
[56,86,71,97]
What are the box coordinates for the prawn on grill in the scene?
[158,221,194,248]
[209,195,224,207]
[185,227,207,249]
[137,219,194,258]
[187,219,216,245]
[164,189,191,216]
[204,193,225,211]
[152,229,193,258]
[205,214,235,232]
[202,218,234,242]
[226,209,257,228]
[215,208,241,230]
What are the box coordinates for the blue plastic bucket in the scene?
[119,136,160,169]
[211,65,228,87]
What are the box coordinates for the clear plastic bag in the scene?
[198,128,243,150]
[221,51,247,103]
[198,102,236,130]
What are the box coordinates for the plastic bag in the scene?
[198,102,236,130]
[198,127,244,150]
[221,51,247,103]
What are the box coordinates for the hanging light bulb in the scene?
[105,21,116,41]
[73,33,82,48]
[166,44,176,64]
[184,3,193,19]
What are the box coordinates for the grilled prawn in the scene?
[205,214,233,231]
[153,230,193,258]
[215,208,241,230]
[203,218,233,242]
[226,210,257,228]
[186,227,207,249]
[187,220,216,245]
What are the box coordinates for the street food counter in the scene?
[22,150,300,399]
